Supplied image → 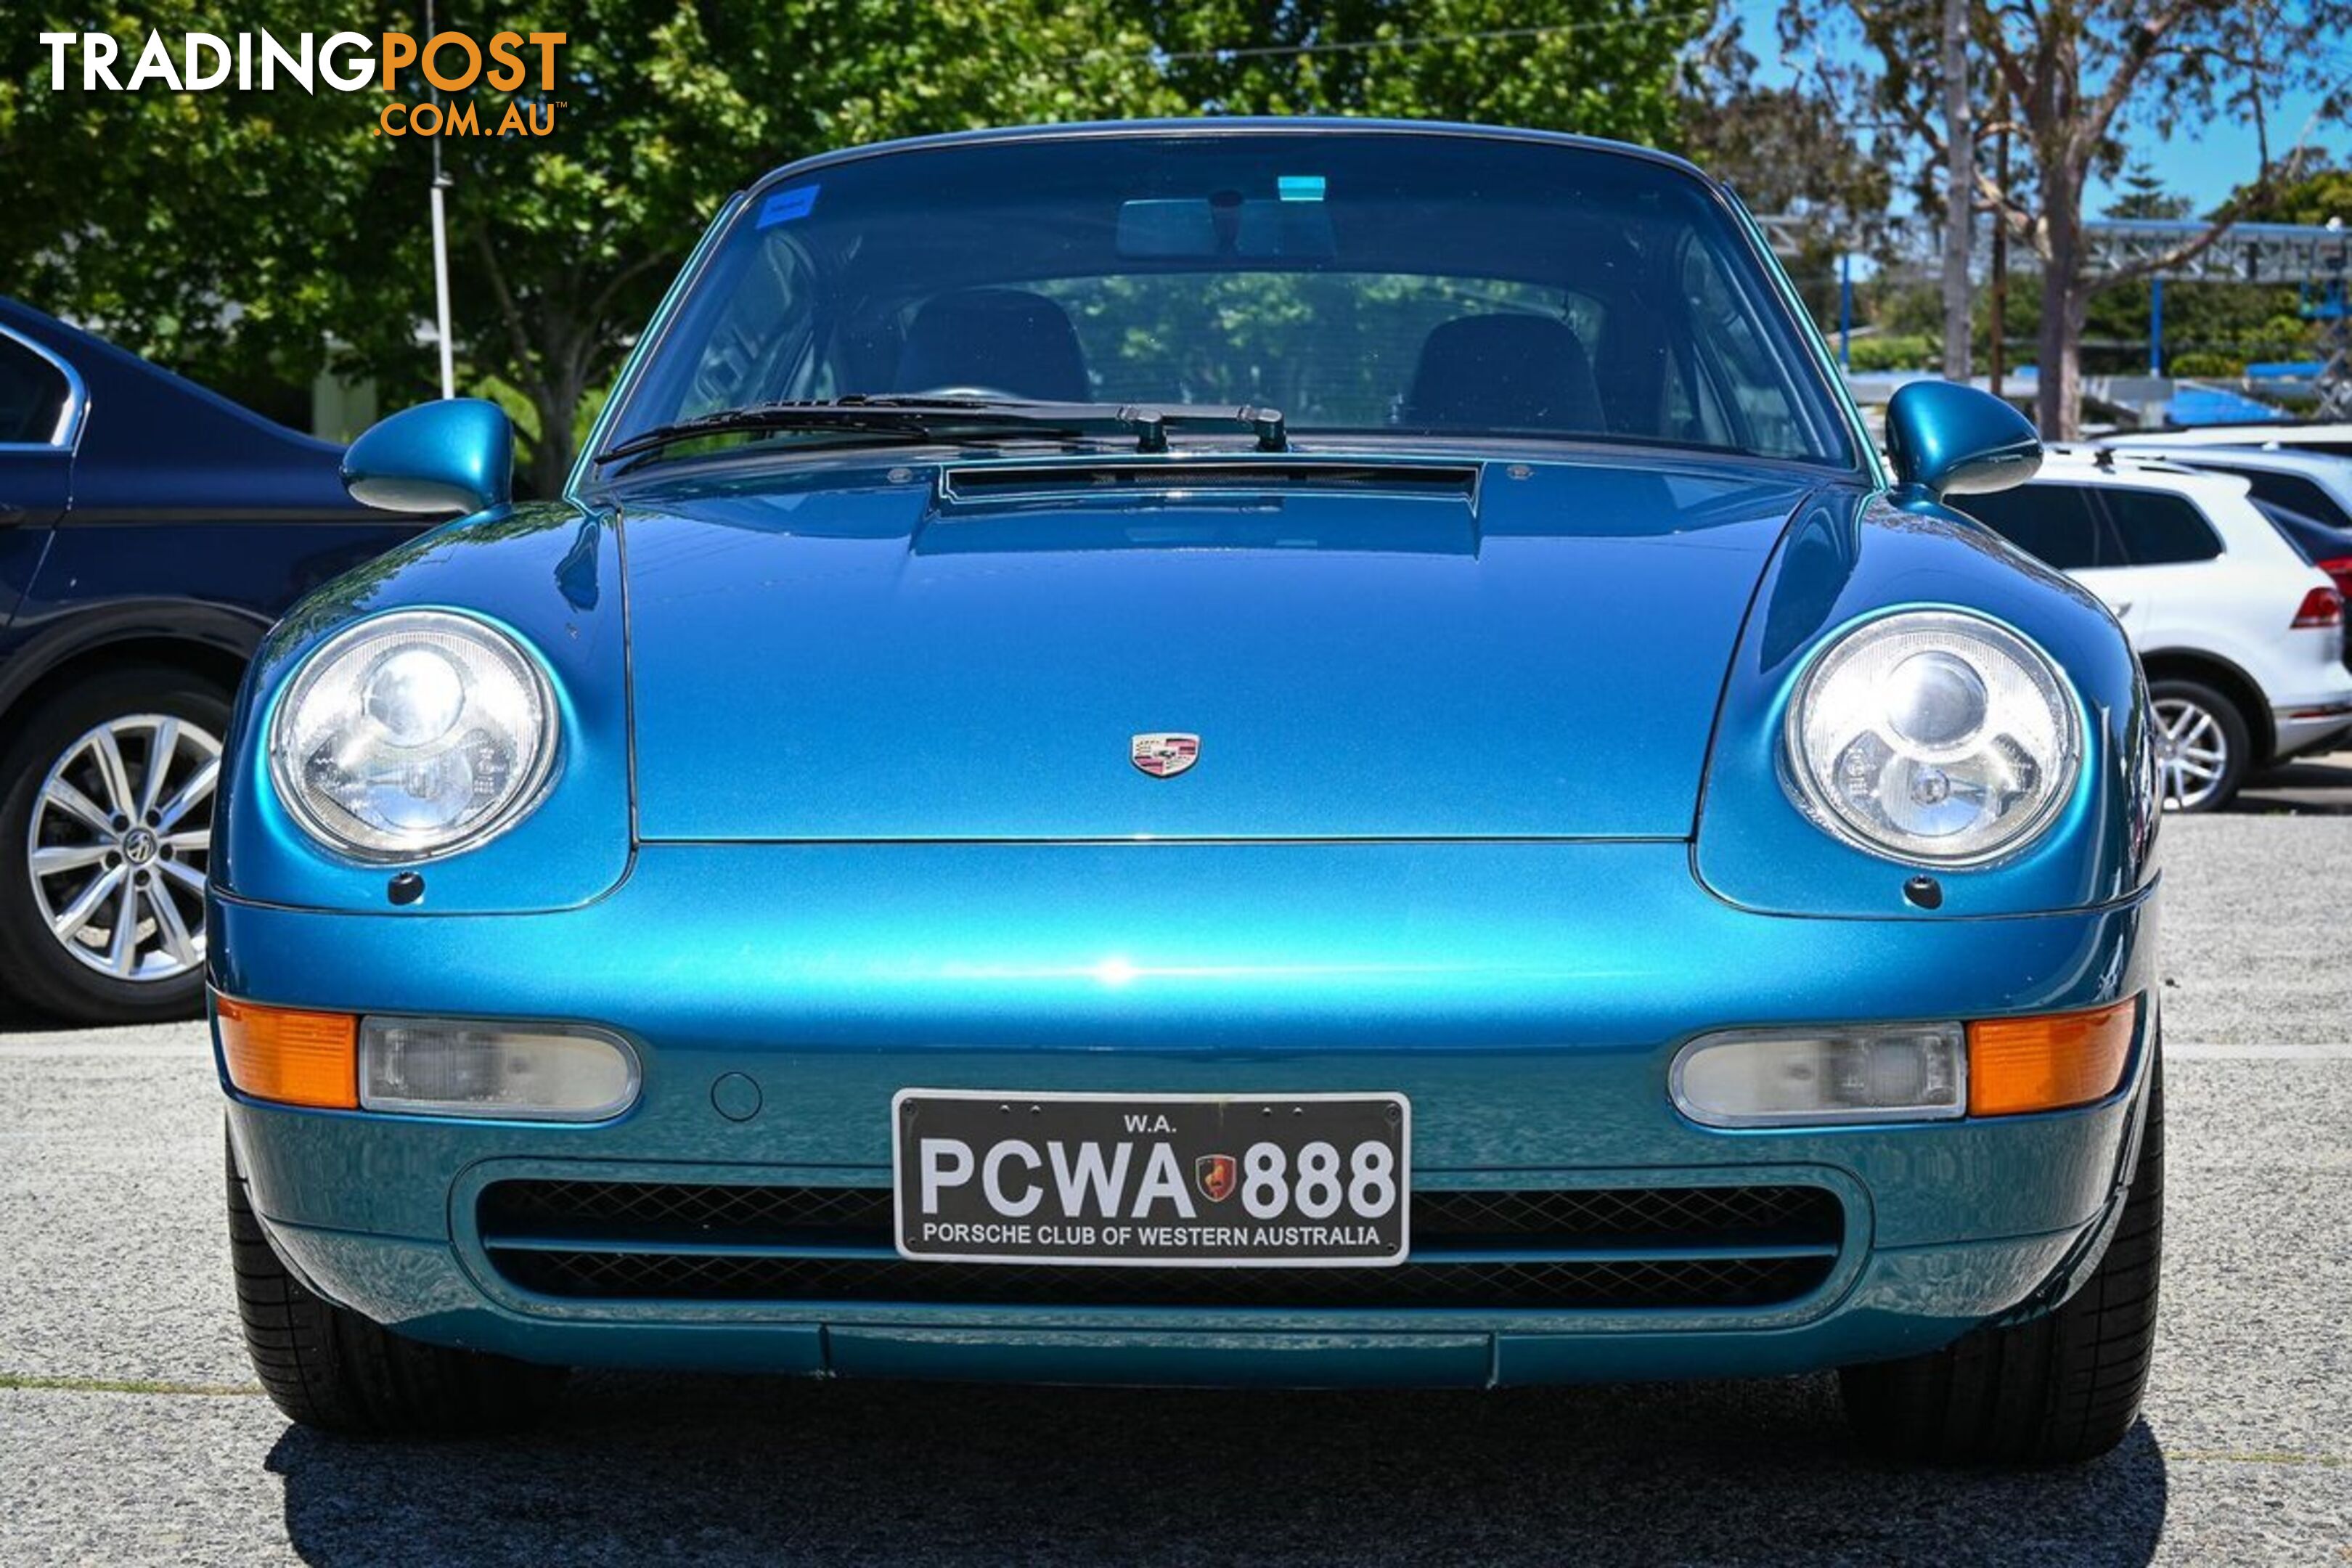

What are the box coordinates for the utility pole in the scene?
[1988,102,2008,396]
[1940,0,1974,384]
[425,0,455,400]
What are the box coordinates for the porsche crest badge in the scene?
[1195,1154,1238,1204]
[1131,732,1200,778]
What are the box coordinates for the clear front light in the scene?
[359,1017,639,1121]
[269,611,557,860]
[1672,1024,1967,1127]
[1787,611,2080,865]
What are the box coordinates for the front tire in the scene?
[0,666,228,1024]
[1840,1053,2162,1466]
[2148,679,2249,812]
[228,1132,566,1435]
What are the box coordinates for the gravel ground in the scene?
[2155,812,2352,1045]
[1,815,2346,1566]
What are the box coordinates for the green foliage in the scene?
[0,1,1706,489]
[2166,351,2242,377]
[1130,0,1706,147]
[2231,158,2352,228]
[2104,163,2193,222]
[2089,279,2316,373]
[1842,332,1935,372]
[0,1,399,404]
[1855,269,2322,378]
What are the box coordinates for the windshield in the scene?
[602,129,1858,469]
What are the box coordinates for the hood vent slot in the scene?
[939,459,1480,510]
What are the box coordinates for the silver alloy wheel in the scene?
[25,714,221,983]
[2152,695,2229,812]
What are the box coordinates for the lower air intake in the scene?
[477,1180,1843,1312]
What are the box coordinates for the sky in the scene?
[1726,0,2351,220]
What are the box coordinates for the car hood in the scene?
[615,454,1825,841]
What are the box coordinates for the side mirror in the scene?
[340,399,513,514]
[1885,381,2042,502]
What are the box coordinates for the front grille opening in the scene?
[478,1180,1842,1312]
[492,1249,1829,1310]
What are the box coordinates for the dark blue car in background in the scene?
[0,298,430,1024]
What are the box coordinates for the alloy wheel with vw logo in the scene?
[0,670,229,1023]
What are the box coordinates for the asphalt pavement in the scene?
[1,812,2348,1566]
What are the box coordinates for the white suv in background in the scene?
[1947,452,2352,809]
[2107,443,2352,558]
[2111,422,2352,460]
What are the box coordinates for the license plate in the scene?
[891,1090,1410,1267]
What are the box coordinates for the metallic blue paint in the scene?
[1884,380,2044,502]
[213,121,2160,1392]
[620,454,1813,841]
[213,836,2154,1383]
[340,398,515,516]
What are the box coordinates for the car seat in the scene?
[1401,314,1605,432]
[892,288,1090,402]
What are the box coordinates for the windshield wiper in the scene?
[595,397,1289,467]
[592,401,1079,466]
[833,397,1289,454]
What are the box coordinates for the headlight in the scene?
[269,611,557,860]
[1786,610,2080,865]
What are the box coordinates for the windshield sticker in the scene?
[1277,174,1326,203]
[757,184,820,228]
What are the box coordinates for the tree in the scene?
[1,1,1185,489]
[1127,0,1708,147]
[2234,157,2352,229]
[0,1,396,414]
[1682,20,1893,314]
[1788,0,2352,437]
[1938,0,1972,383]
[2105,160,2192,221]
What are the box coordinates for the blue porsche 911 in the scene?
[211,121,2162,1463]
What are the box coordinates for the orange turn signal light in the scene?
[216,995,359,1110]
[1967,997,2138,1117]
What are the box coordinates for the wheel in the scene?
[0,666,228,1024]
[1840,1051,2162,1466]
[228,1131,566,1435]
[2147,678,2250,812]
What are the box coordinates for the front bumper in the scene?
[214,840,2158,1388]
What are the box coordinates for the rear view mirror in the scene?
[1116,195,1335,260]
[1116,199,1219,258]
[1886,382,2042,503]
[340,399,514,515]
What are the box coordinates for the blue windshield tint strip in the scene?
[1278,174,1327,202]
[758,185,820,228]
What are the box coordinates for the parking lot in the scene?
[1,804,2346,1567]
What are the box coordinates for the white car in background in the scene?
[2107,444,2352,580]
[1948,451,2352,809]
[2110,422,2352,460]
